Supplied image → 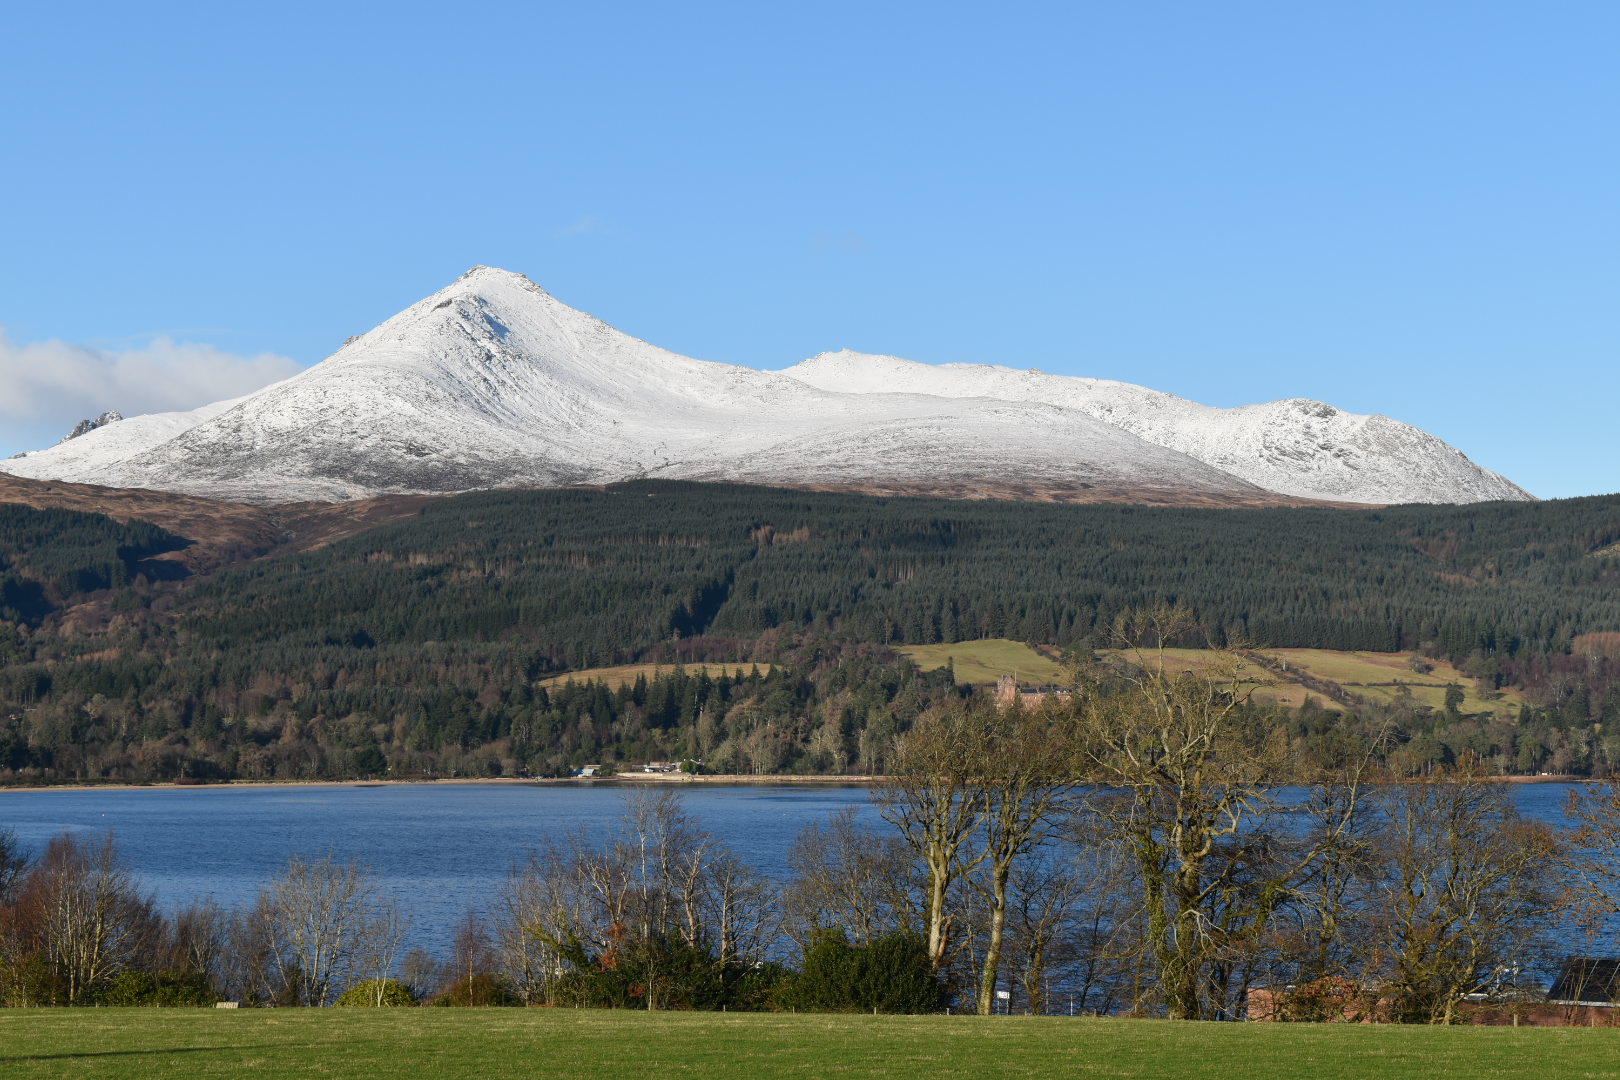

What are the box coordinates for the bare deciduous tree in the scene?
[0,828,26,907]
[261,854,400,1006]
[356,901,411,1006]
[874,704,992,971]
[966,702,1074,1014]
[512,790,780,1010]
[13,833,158,1004]
[1371,763,1566,1023]
[1066,607,1365,1020]
[782,806,921,952]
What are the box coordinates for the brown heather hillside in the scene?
[788,479,1378,509]
[0,474,439,572]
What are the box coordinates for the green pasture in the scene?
[3,1009,1620,1080]
[1101,647,1327,710]
[898,639,1066,686]
[1267,649,1522,713]
[899,639,1522,717]
[538,662,773,690]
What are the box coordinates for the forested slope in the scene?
[0,505,187,626]
[2,481,1619,782]
[181,481,1620,662]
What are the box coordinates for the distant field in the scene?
[899,639,1067,685]
[901,639,1517,716]
[539,662,773,690]
[550,642,1520,719]
[1101,647,1331,709]
[1267,648,1523,714]
[3,1009,1620,1080]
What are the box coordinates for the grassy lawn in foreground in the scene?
[3,1009,1620,1080]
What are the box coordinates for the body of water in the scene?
[0,780,1584,957]
[0,782,880,955]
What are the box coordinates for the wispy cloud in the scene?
[0,330,303,434]
[813,229,868,255]
[559,214,603,238]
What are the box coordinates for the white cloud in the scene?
[0,328,303,435]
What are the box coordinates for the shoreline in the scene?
[0,774,884,795]
[0,772,1587,795]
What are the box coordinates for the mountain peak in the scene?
[0,275,1535,507]
[59,411,124,444]
[446,265,550,298]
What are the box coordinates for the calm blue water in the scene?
[0,781,1582,957]
[0,782,880,955]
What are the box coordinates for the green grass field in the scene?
[896,639,1517,715]
[899,639,1067,686]
[1097,647,1330,709]
[538,662,774,690]
[548,643,1517,719]
[2,1009,1619,1080]
[1266,648,1522,714]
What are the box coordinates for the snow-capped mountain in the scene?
[779,352,1532,504]
[0,268,1532,506]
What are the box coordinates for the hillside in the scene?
[901,639,1527,717]
[1,481,1618,783]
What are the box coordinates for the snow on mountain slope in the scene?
[0,267,1532,506]
[1,398,247,484]
[684,400,1270,499]
[779,351,1532,504]
[20,268,1255,504]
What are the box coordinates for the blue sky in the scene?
[2,1,1614,498]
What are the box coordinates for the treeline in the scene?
[1282,686,1620,779]
[0,643,961,782]
[1,754,1612,1021]
[3,482,1620,783]
[0,799,947,1013]
[0,831,476,1008]
[4,629,1615,784]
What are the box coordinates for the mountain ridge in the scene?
[0,267,1533,507]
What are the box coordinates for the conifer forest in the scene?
[2,481,1620,782]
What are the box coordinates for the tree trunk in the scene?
[976,864,1010,1015]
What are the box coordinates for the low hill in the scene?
[3,480,1619,784]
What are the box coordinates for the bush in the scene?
[335,979,417,1007]
[774,930,948,1014]
[2,954,67,1007]
[96,970,217,1007]
[429,973,520,1007]
[546,930,785,1011]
